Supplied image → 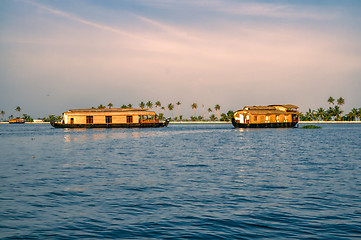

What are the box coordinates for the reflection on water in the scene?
[63,130,143,142]
[61,126,224,142]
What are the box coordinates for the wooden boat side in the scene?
[231,118,297,128]
[50,119,170,128]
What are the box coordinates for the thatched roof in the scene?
[244,106,275,110]
[246,110,294,115]
[235,104,299,115]
[68,108,150,113]
[269,104,299,109]
[65,108,156,115]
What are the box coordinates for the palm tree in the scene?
[304,108,315,121]
[146,101,153,109]
[334,106,343,121]
[161,106,165,116]
[168,103,174,119]
[337,97,345,106]
[15,106,21,118]
[347,108,358,121]
[108,102,113,109]
[202,104,205,120]
[191,103,197,118]
[121,105,128,109]
[128,104,133,109]
[1,110,4,121]
[214,104,220,121]
[139,101,145,109]
[327,107,335,120]
[337,97,345,110]
[208,108,212,120]
[328,96,335,106]
[97,104,106,109]
[316,107,326,121]
[227,110,234,120]
[220,113,228,121]
[155,101,161,115]
[357,108,361,121]
[176,101,181,120]
[210,114,217,121]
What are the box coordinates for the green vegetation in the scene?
[1,110,5,121]
[168,103,174,119]
[146,101,153,109]
[300,97,361,121]
[300,125,322,129]
[3,96,358,123]
[191,103,197,118]
[22,114,33,122]
[139,101,145,109]
[42,115,62,122]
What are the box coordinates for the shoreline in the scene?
[170,121,361,124]
[1,121,361,124]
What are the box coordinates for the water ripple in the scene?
[0,123,361,239]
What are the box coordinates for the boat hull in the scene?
[231,118,297,128]
[50,120,170,128]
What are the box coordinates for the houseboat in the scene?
[9,118,25,124]
[50,108,170,128]
[232,104,299,128]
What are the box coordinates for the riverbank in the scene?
[1,121,360,124]
[300,121,361,124]
[171,121,361,124]
[0,122,48,124]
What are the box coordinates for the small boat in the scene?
[232,104,299,128]
[9,118,25,124]
[50,108,170,128]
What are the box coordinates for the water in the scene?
[1,123,360,239]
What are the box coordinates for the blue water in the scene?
[1,123,360,239]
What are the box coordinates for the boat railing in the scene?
[140,119,159,123]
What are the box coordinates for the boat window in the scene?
[254,116,258,121]
[70,118,74,124]
[106,116,112,123]
[127,116,133,123]
[86,116,93,124]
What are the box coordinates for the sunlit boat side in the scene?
[50,108,170,128]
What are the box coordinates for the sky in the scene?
[1,0,361,119]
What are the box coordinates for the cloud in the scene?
[1,0,360,117]
[23,0,139,39]
[136,0,338,20]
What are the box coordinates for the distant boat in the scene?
[9,118,25,124]
[232,104,299,128]
[50,108,170,128]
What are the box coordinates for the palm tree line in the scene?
[4,96,358,123]
[91,101,231,121]
[0,106,35,122]
[300,97,361,121]
[0,102,234,122]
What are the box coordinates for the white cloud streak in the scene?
[1,0,360,116]
[136,0,338,20]
[23,0,140,39]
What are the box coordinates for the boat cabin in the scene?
[233,104,299,125]
[61,108,159,125]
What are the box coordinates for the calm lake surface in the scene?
[1,123,360,239]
